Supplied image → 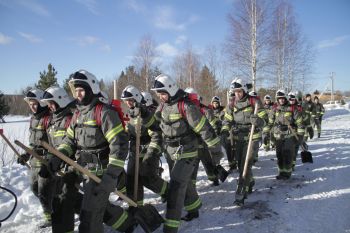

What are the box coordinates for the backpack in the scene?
[72,100,127,129]
[159,93,205,119]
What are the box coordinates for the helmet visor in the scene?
[26,91,37,98]
[153,80,165,89]
[70,72,88,81]
[121,90,134,100]
[230,82,243,90]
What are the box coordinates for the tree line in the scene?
[1,0,345,119]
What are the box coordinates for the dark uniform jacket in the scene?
[58,97,129,178]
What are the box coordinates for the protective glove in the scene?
[140,153,155,176]
[62,170,79,187]
[38,164,51,178]
[39,156,62,178]
[250,114,260,126]
[17,153,30,166]
[93,173,116,195]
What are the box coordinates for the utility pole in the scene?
[330,72,335,101]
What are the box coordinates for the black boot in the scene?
[131,204,164,233]
[39,220,52,228]
[318,133,321,138]
[228,162,237,173]
[234,182,247,206]
[216,165,229,183]
[211,178,219,186]
[248,180,255,194]
[181,210,199,222]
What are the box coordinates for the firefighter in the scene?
[184,88,228,186]
[120,85,168,205]
[141,91,159,112]
[212,96,237,171]
[313,96,325,138]
[302,94,316,141]
[149,74,224,232]
[17,88,53,228]
[262,95,275,151]
[221,78,267,206]
[268,90,305,179]
[288,92,303,170]
[248,91,261,163]
[38,86,83,233]
[42,70,152,233]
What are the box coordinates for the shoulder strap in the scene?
[64,115,72,129]
[71,109,80,125]
[290,104,295,113]
[43,115,51,130]
[94,103,104,127]
[178,99,186,119]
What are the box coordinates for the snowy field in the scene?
[1,105,350,233]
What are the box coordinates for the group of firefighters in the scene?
[16,70,325,233]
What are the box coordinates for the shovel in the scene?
[14,140,67,176]
[40,140,164,232]
[235,102,259,205]
[0,129,31,169]
[286,122,313,163]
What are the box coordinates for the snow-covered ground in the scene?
[1,107,350,233]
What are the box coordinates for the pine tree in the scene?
[197,65,219,104]
[36,63,58,90]
[63,76,72,97]
[0,91,10,123]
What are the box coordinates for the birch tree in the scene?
[226,0,271,91]
[171,44,201,89]
[133,35,157,90]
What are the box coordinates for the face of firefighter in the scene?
[265,100,271,105]
[306,96,311,102]
[278,98,286,105]
[47,100,57,112]
[234,89,244,100]
[75,87,86,103]
[157,92,169,103]
[124,99,135,109]
[212,102,219,109]
[28,100,39,113]
[289,99,296,105]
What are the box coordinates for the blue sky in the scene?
[0,0,349,94]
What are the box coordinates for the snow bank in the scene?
[1,111,350,233]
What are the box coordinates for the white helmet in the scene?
[68,69,101,97]
[121,85,142,103]
[141,91,153,107]
[211,96,221,105]
[24,88,47,107]
[41,87,72,108]
[99,91,109,104]
[249,91,257,97]
[184,87,197,95]
[184,87,200,101]
[264,95,271,100]
[230,78,245,92]
[288,91,296,100]
[151,74,179,97]
[276,89,286,99]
